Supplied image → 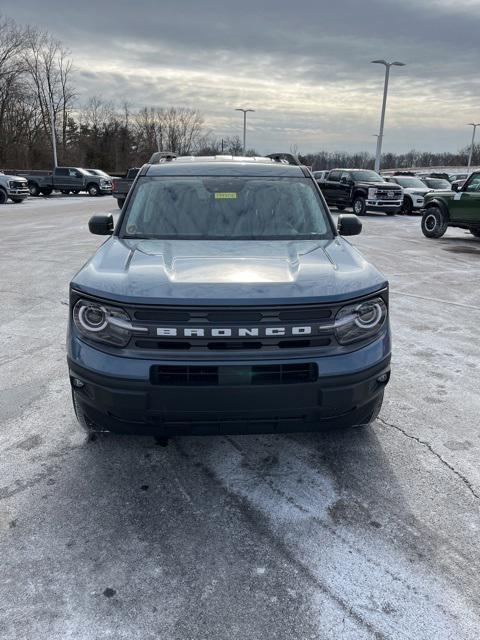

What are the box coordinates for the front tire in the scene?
[402,196,413,214]
[0,190,7,204]
[117,198,125,209]
[41,187,52,196]
[421,207,448,238]
[11,197,25,204]
[87,183,99,197]
[352,196,366,216]
[29,183,40,196]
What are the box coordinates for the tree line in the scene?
[1,13,478,174]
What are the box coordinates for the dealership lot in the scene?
[1,196,479,639]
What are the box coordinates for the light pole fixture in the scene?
[467,123,480,173]
[235,108,255,154]
[371,60,406,172]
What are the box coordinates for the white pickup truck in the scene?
[0,172,29,204]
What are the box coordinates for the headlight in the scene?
[334,297,387,345]
[8,181,16,188]
[73,299,131,347]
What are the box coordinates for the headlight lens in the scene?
[334,297,387,345]
[73,299,131,346]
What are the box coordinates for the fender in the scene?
[424,198,450,218]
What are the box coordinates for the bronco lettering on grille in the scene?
[156,326,324,338]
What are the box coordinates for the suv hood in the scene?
[72,237,387,305]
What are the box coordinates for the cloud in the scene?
[2,0,479,153]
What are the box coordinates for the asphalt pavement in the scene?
[0,195,479,639]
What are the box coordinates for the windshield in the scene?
[120,176,332,240]
[350,170,384,182]
[394,177,426,188]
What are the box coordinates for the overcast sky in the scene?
[3,0,480,154]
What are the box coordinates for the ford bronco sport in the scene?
[67,155,391,437]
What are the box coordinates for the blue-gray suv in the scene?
[67,155,391,437]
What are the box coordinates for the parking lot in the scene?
[1,195,479,639]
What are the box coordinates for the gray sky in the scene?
[3,0,480,154]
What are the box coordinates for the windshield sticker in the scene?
[214,192,237,200]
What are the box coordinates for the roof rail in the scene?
[148,151,177,164]
[266,153,302,166]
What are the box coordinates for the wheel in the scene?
[72,390,107,436]
[11,198,25,203]
[29,183,40,196]
[470,228,480,238]
[117,198,125,209]
[87,183,99,197]
[401,196,413,214]
[72,190,80,194]
[352,196,366,216]
[421,207,448,238]
[0,190,7,204]
[61,190,71,195]
[41,187,52,196]
[336,205,345,211]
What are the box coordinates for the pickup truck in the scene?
[67,154,391,439]
[26,167,112,197]
[112,168,139,209]
[319,169,403,215]
[0,172,29,204]
[421,171,480,238]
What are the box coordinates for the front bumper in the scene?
[366,200,403,213]
[67,333,391,436]
[7,188,29,198]
[100,185,113,193]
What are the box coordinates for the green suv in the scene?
[421,171,480,238]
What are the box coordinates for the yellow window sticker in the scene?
[214,192,237,200]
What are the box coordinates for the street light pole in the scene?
[235,108,254,154]
[467,123,479,173]
[48,96,58,168]
[371,60,406,172]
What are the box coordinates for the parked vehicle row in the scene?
[26,167,113,197]
[315,169,403,215]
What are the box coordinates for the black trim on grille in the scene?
[150,363,318,386]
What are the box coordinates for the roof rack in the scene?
[148,151,177,164]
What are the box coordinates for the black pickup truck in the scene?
[112,168,139,208]
[319,169,403,215]
[26,167,112,197]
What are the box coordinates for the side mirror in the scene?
[337,214,362,236]
[340,176,348,184]
[89,214,113,235]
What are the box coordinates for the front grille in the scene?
[150,363,318,386]
[375,189,402,199]
[127,303,337,353]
